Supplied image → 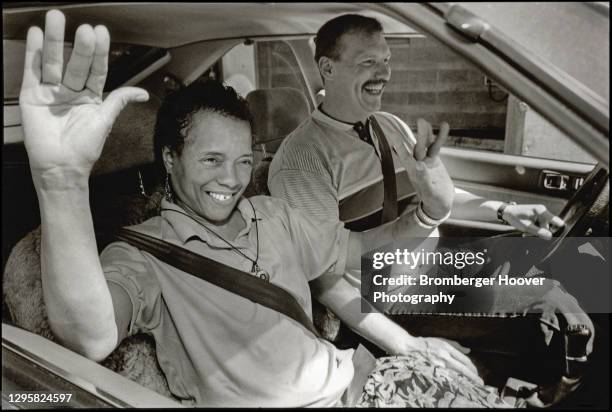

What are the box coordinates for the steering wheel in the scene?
[481,163,609,274]
[543,163,608,256]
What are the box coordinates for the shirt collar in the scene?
[160,198,255,247]
[312,106,360,132]
[313,107,384,155]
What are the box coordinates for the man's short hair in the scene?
[314,14,383,63]
[154,78,252,171]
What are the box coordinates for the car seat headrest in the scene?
[91,94,162,176]
[246,87,310,147]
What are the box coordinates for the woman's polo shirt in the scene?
[100,197,354,407]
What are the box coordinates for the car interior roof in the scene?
[3,3,419,48]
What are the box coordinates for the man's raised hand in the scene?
[398,119,455,220]
[413,118,448,162]
[20,10,149,183]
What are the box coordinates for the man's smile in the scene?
[363,80,386,96]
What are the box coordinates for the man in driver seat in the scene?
[267,12,594,379]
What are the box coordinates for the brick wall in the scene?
[382,37,507,144]
[257,41,309,96]
[256,37,508,151]
[244,38,595,161]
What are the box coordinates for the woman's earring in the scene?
[164,174,173,203]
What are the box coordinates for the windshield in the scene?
[459,2,609,106]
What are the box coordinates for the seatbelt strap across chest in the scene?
[115,228,321,338]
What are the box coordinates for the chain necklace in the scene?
[160,198,269,282]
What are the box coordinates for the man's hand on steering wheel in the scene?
[501,203,565,240]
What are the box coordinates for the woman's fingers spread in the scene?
[22,26,44,90]
[41,10,65,85]
[63,24,96,91]
[428,121,449,157]
[85,25,110,97]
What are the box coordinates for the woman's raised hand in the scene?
[20,10,149,184]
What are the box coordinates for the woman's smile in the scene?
[206,191,236,204]
[164,110,253,224]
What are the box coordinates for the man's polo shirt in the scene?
[101,197,354,407]
[268,108,418,225]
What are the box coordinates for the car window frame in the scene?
[2,323,181,408]
[370,3,609,168]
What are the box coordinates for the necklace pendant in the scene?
[252,264,270,282]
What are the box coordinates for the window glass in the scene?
[219,39,314,166]
[220,43,256,98]
[381,36,596,164]
[504,96,596,164]
[255,40,313,110]
[2,40,165,101]
[218,35,596,165]
[381,37,506,153]
[220,39,312,111]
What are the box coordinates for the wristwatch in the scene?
[497,201,517,224]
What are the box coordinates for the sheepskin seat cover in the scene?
[3,187,175,398]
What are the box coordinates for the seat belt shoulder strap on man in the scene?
[369,115,398,223]
[115,228,321,338]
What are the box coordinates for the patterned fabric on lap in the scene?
[356,353,513,408]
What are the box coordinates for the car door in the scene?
[438,110,597,237]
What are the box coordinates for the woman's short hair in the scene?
[314,14,383,63]
[153,78,252,170]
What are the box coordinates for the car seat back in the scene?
[242,87,344,341]
[244,87,310,197]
